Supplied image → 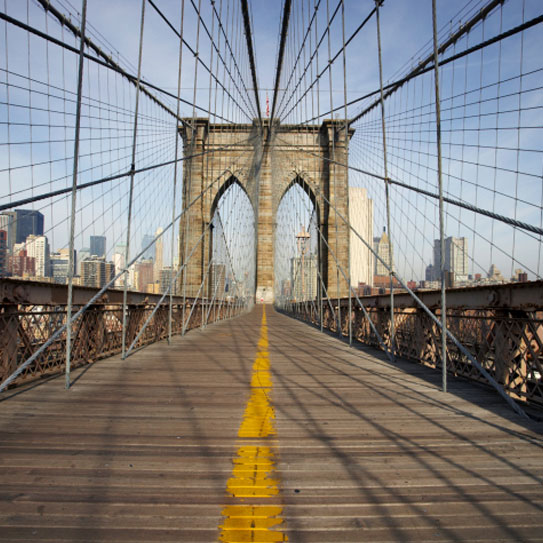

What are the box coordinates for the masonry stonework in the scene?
[179,118,352,303]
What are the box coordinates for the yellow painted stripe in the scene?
[219,306,287,542]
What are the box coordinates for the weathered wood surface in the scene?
[0,305,542,541]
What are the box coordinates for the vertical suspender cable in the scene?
[122,0,146,359]
[169,0,185,343]
[65,0,87,389]
[375,0,395,359]
[183,0,203,334]
[431,0,447,392]
[191,0,204,330]
[314,0,323,333]
[204,0,216,328]
[340,0,351,346]
[325,0,341,337]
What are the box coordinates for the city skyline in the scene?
[0,205,532,294]
[0,208,183,293]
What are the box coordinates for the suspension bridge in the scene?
[0,0,542,541]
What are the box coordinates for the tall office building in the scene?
[14,210,44,245]
[8,245,35,277]
[50,249,76,284]
[113,244,127,287]
[433,237,468,283]
[154,227,163,281]
[290,255,318,301]
[90,235,106,258]
[141,234,155,260]
[136,259,154,292]
[26,235,50,277]
[374,227,392,276]
[81,256,115,288]
[0,230,7,276]
[159,266,177,294]
[0,212,16,251]
[128,263,138,290]
[349,187,374,287]
[77,247,90,275]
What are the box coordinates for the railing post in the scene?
[432,0,448,393]
[65,0,87,389]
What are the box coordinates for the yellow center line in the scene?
[219,305,288,542]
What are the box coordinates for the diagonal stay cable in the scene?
[209,0,257,118]
[300,10,543,126]
[240,0,262,124]
[280,1,376,122]
[0,10,235,124]
[274,0,322,120]
[0,158,250,393]
[0,135,257,212]
[277,0,342,121]
[270,0,293,122]
[347,0,535,127]
[147,0,255,121]
[275,136,543,237]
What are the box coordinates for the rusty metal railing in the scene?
[0,279,243,390]
[286,282,543,409]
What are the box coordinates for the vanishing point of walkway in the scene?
[0,306,542,541]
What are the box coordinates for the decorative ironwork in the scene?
[0,297,240,389]
[288,288,543,408]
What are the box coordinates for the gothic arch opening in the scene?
[274,176,320,305]
[210,175,254,220]
[209,178,256,304]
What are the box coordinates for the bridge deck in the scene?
[0,306,542,542]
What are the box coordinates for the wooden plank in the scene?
[0,306,542,542]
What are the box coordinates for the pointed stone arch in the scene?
[179,118,353,302]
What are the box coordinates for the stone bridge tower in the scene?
[179,118,352,303]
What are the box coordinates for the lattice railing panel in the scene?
[0,300,241,388]
[289,300,543,408]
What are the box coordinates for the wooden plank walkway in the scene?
[0,305,542,542]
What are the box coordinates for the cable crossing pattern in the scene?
[0,0,542,436]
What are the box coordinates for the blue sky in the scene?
[1,0,542,282]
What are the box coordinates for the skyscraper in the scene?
[0,230,7,277]
[90,235,106,258]
[159,266,177,294]
[8,246,35,277]
[374,227,392,276]
[0,212,16,251]
[141,234,155,260]
[50,249,76,284]
[113,244,127,287]
[433,237,468,283]
[81,256,115,288]
[13,210,44,245]
[349,187,374,287]
[26,235,50,277]
[78,247,90,275]
[154,227,163,281]
[136,259,154,292]
[291,255,318,301]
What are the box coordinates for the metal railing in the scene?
[286,282,543,409]
[0,280,243,389]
